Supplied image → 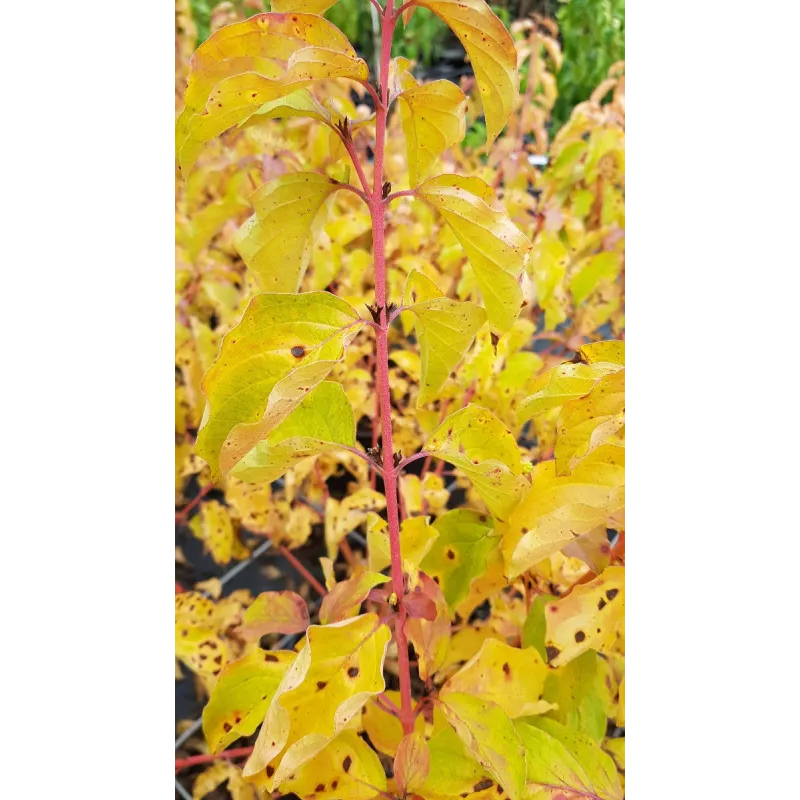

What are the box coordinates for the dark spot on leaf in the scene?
[446,548,456,560]
[317,681,327,690]
[598,598,607,610]
[502,662,511,677]
[291,345,305,358]
[331,780,338,790]
[348,666,359,678]
[223,722,232,732]
[546,645,560,663]
[265,653,279,662]
[266,765,275,778]
[343,755,352,772]
[606,588,619,601]
[574,630,586,643]
[474,779,494,792]
[315,784,326,792]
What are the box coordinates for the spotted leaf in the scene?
[239,591,310,640]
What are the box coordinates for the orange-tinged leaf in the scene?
[202,648,296,753]
[425,404,528,520]
[244,613,391,787]
[194,291,361,480]
[416,175,531,331]
[438,692,526,800]
[441,638,550,718]
[239,591,310,640]
[543,566,624,667]
[413,0,518,145]
[319,569,390,624]
[404,571,451,680]
[395,732,431,795]
[397,79,468,186]
[176,13,368,173]
[234,173,344,292]
[278,731,388,799]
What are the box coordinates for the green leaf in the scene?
[421,726,492,798]
[416,174,531,332]
[194,291,361,480]
[438,692,526,800]
[570,252,623,305]
[420,509,499,607]
[231,381,356,483]
[521,594,553,660]
[202,648,296,753]
[516,717,623,799]
[234,173,344,292]
[403,270,487,405]
[543,650,610,742]
[425,404,528,520]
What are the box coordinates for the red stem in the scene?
[175,746,253,772]
[175,483,213,524]
[278,545,328,597]
[369,0,415,736]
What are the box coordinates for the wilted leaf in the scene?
[189,499,249,565]
[420,509,498,608]
[362,690,426,758]
[203,648,296,752]
[191,761,257,800]
[325,487,387,560]
[278,730,388,800]
[235,173,344,292]
[441,638,550,718]
[404,571,451,680]
[438,692,526,800]
[239,591,310,640]
[403,270,487,405]
[413,0,518,145]
[425,404,528,519]
[195,291,361,480]
[417,175,531,331]
[395,731,431,795]
[544,567,625,667]
[319,569,390,624]
[244,614,391,787]
[230,381,355,483]
[177,13,368,173]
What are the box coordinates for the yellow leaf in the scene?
[570,252,623,305]
[500,446,625,580]
[578,339,625,367]
[616,676,625,726]
[416,174,531,331]
[278,730,388,799]
[189,500,249,565]
[319,569,390,624]
[544,566,625,667]
[368,514,439,574]
[271,0,341,15]
[438,692,526,800]
[325,487,386,560]
[244,614,391,787]
[420,725,493,799]
[239,591,310,640]
[555,369,624,475]
[234,173,344,292]
[528,231,568,331]
[425,404,528,520]
[438,624,504,675]
[202,648,296,753]
[195,291,361,480]
[191,762,257,800]
[414,0,518,145]
[231,381,357,483]
[441,638,549,718]
[395,731,431,795]
[403,270,487,405]
[362,690,426,757]
[517,362,621,422]
[176,13,368,173]
[397,79,468,186]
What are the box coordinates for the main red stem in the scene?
[369,0,415,735]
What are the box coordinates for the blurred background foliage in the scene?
[187,0,623,136]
